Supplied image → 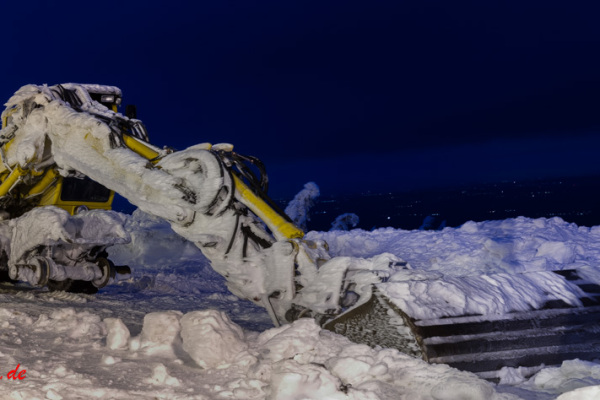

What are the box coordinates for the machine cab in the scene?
[0,84,121,217]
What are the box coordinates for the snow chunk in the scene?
[33,308,104,340]
[138,311,182,357]
[328,357,371,385]
[145,363,181,387]
[180,310,248,369]
[497,366,529,385]
[535,241,580,264]
[256,318,322,363]
[104,318,130,350]
[558,385,600,400]
[270,361,347,400]
[45,389,63,400]
[431,377,494,400]
[100,355,119,365]
[531,359,600,392]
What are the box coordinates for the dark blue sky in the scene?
[2,1,600,199]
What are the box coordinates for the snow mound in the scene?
[253,318,512,400]
[92,308,517,399]
[181,309,249,369]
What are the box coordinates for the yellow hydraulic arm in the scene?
[121,134,304,240]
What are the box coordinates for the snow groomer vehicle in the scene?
[2,83,600,381]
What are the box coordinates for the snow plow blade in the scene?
[323,269,600,381]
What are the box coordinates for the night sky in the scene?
[2,1,600,199]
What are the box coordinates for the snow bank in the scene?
[109,309,516,400]
[309,216,600,276]
[380,269,584,319]
[307,217,600,319]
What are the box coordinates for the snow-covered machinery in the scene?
[2,83,600,381]
[0,83,355,322]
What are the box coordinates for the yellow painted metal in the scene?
[0,166,25,197]
[0,137,15,175]
[37,174,114,215]
[52,200,114,215]
[232,174,304,240]
[38,178,63,207]
[122,134,160,161]
[51,202,114,215]
[120,133,301,239]
[1,108,18,157]
[1,106,16,129]
[26,169,59,197]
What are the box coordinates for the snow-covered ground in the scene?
[1,211,600,399]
